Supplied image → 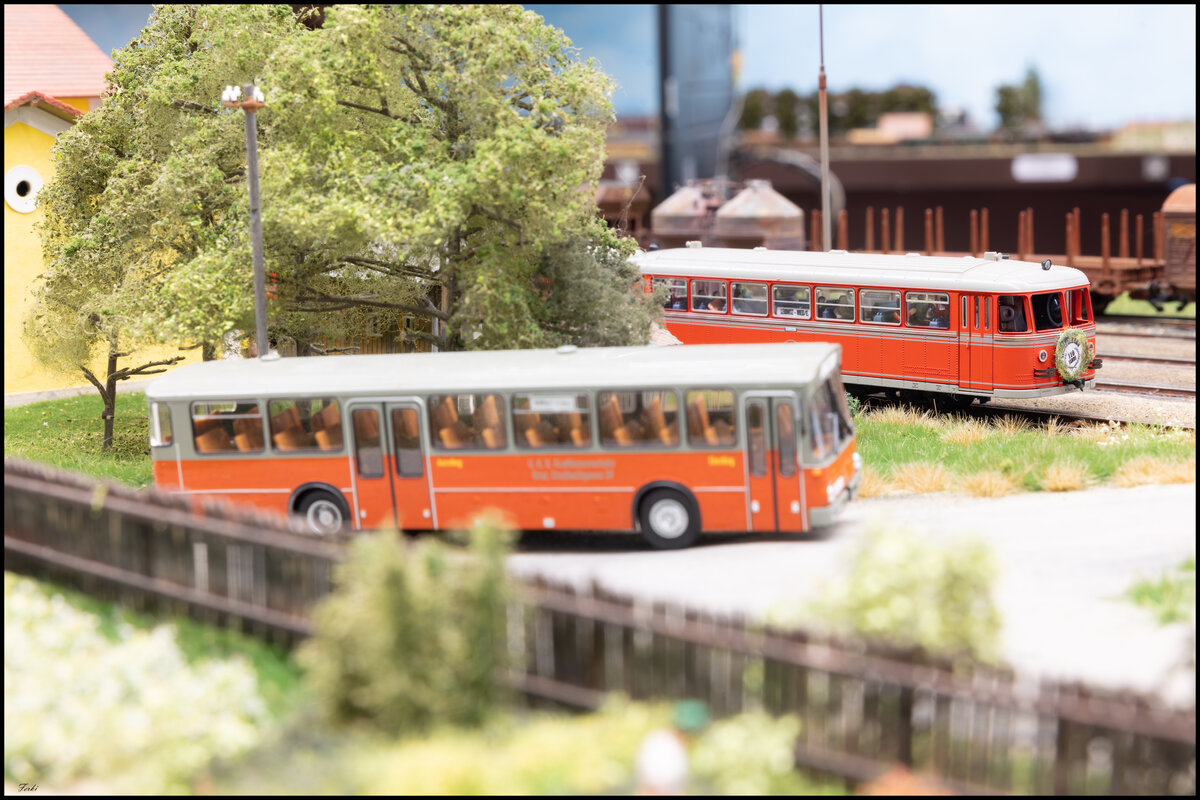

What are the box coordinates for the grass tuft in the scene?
[992,414,1029,437]
[1038,460,1094,492]
[890,462,949,494]
[940,418,991,446]
[1112,455,1197,487]
[958,470,1020,497]
[1041,416,1069,438]
[856,466,894,498]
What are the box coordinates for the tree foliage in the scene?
[995,66,1044,132]
[32,3,656,359]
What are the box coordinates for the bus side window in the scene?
[353,409,384,477]
[193,400,262,453]
[685,390,736,446]
[598,390,678,447]
[429,393,507,449]
[151,403,173,447]
[269,398,341,452]
[513,393,592,449]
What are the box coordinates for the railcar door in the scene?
[742,393,805,533]
[960,294,994,391]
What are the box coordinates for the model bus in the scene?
[636,245,1103,405]
[145,343,861,548]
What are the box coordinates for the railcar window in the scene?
[151,403,173,447]
[352,409,384,477]
[192,400,263,454]
[815,287,855,321]
[998,295,1029,333]
[513,393,592,449]
[685,390,737,447]
[268,398,342,452]
[730,282,768,315]
[391,408,423,477]
[1032,292,1064,331]
[598,390,679,447]
[860,289,902,325]
[429,393,507,450]
[655,277,688,310]
[772,285,810,318]
[1069,288,1091,324]
[906,291,951,329]
[691,280,728,313]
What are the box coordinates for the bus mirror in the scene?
[1041,259,1052,270]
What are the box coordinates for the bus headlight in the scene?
[826,475,846,503]
[852,452,863,472]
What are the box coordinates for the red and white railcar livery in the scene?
[146,343,861,549]
[637,246,1102,403]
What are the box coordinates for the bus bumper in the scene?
[809,452,863,528]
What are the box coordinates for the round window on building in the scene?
[5,165,45,214]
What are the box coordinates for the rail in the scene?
[4,458,1195,794]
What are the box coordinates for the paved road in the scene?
[507,483,1197,704]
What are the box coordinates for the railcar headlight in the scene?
[1037,350,1048,363]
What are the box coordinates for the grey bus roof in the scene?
[145,342,842,402]
[634,247,1090,293]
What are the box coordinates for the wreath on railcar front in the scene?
[1054,328,1090,383]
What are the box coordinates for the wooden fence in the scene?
[4,458,1195,794]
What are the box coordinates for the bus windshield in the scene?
[809,373,854,461]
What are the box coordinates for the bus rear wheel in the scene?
[297,490,347,535]
[638,489,700,550]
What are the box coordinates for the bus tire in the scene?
[296,489,348,535]
[638,488,700,550]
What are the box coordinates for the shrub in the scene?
[298,521,512,736]
[804,529,1002,662]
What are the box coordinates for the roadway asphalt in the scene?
[507,482,1197,706]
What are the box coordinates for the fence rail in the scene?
[4,458,1194,794]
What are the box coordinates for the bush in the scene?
[298,521,512,736]
[802,529,1002,662]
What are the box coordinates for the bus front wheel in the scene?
[297,490,347,535]
[638,489,700,550]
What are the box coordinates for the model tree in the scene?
[31,4,655,376]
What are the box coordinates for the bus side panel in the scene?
[427,450,749,533]
[153,457,182,491]
[173,455,353,518]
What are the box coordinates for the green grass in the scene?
[1125,558,1196,626]
[1104,291,1195,318]
[4,391,153,487]
[855,409,1195,494]
[13,573,305,720]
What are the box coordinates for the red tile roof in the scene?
[4,89,84,120]
[4,4,113,106]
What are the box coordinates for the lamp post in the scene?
[221,83,274,360]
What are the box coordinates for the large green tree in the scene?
[34,4,656,361]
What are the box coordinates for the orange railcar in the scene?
[146,343,861,548]
[638,246,1101,404]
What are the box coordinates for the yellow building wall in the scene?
[4,121,200,395]
[56,97,93,114]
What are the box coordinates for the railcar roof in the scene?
[634,247,1090,293]
[145,343,841,401]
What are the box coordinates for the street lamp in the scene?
[222,83,275,360]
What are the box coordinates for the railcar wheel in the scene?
[297,490,347,535]
[638,489,700,550]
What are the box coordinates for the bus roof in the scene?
[634,247,1090,293]
[145,343,842,402]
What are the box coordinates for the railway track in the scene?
[1094,380,1196,399]
[1097,353,1195,366]
[1096,315,1196,340]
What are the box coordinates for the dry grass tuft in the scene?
[1112,456,1197,487]
[1039,461,1094,492]
[890,462,949,494]
[1073,423,1116,443]
[865,405,934,427]
[1041,416,1069,438]
[856,466,895,498]
[959,470,1020,498]
[940,419,991,446]
[991,415,1028,437]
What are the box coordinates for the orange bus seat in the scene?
[311,403,341,432]
[479,426,503,449]
[235,429,264,452]
[273,427,314,451]
[315,424,343,450]
[570,426,589,447]
[271,405,302,433]
[600,395,623,438]
[612,426,633,446]
[439,420,473,448]
[477,394,500,430]
[711,419,735,446]
[397,409,420,438]
[192,417,224,437]
[195,426,235,452]
[353,410,380,441]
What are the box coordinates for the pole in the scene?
[242,83,271,360]
[818,6,831,252]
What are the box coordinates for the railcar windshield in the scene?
[997,295,1029,333]
[1031,292,1064,331]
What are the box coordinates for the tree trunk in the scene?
[202,341,217,361]
[102,349,118,452]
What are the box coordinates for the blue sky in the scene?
[60,4,1197,132]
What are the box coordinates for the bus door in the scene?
[384,401,436,531]
[960,294,994,391]
[346,399,435,531]
[742,393,804,533]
